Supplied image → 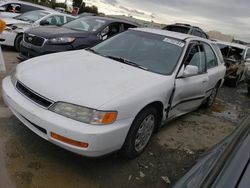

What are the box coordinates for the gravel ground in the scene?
[0,46,249,188]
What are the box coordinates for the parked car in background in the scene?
[216,41,250,87]
[174,116,250,188]
[3,28,225,158]
[245,66,250,93]
[0,0,54,18]
[0,10,75,51]
[162,23,209,39]
[19,16,138,60]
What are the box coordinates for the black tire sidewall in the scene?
[121,107,158,158]
[14,34,23,52]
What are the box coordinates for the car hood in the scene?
[3,17,29,25]
[16,50,166,109]
[26,26,91,38]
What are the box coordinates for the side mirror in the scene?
[40,20,50,26]
[99,27,109,40]
[0,7,6,12]
[181,65,199,77]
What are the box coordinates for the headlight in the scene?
[49,102,117,125]
[47,37,75,44]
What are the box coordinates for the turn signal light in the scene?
[51,132,89,148]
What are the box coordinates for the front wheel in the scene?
[14,34,23,52]
[121,107,158,158]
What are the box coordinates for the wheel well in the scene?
[139,101,164,131]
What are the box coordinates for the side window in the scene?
[5,3,21,13]
[44,15,64,25]
[100,23,121,40]
[21,5,41,13]
[185,43,206,74]
[245,49,250,59]
[200,33,208,39]
[204,43,218,69]
[66,16,75,23]
[191,30,201,37]
[123,23,137,31]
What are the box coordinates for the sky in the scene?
[83,0,250,42]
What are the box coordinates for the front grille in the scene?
[16,81,53,108]
[24,33,45,47]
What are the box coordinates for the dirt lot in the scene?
[0,46,250,188]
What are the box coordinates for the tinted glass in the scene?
[93,30,185,75]
[204,43,218,69]
[164,25,190,34]
[63,17,107,32]
[45,15,64,25]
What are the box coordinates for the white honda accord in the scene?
[2,28,226,158]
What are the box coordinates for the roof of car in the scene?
[131,27,207,41]
[216,40,248,49]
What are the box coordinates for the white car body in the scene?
[0,0,54,18]
[0,10,75,47]
[2,28,226,157]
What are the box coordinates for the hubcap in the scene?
[135,114,155,152]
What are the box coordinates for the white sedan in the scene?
[0,10,75,51]
[2,28,226,158]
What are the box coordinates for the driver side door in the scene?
[168,42,209,118]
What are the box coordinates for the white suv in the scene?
[2,28,226,158]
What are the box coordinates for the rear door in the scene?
[169,41,209,117]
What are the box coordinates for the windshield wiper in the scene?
[104,55,149,71]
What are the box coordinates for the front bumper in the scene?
[2,77,133,157]
[0,30,17,47]
[19,40,74,60]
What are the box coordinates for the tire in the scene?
[203,84,219,108]
[248,87,250,94]
[14,34,23,52]
[121,107,158,158]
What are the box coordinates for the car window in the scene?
[123,23,137,31]
[211,43,224,63]
[185,43,206,74]
[101,23,122,39]
[21,4,42,13]
[66,16,75,23]
[204,43,218,69]
[164,25,190,34]
[45,15,64,25]
[191,30,202,37]
[245,48,250,59]
[63,17,107,32]
[15,11,49,22]
[93,30,185,75]
[3,3,21,13]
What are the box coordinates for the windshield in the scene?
[63,17,107,32]
[92,30,185,75]
[15,11,49,23]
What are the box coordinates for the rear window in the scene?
[164,25,190,34]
